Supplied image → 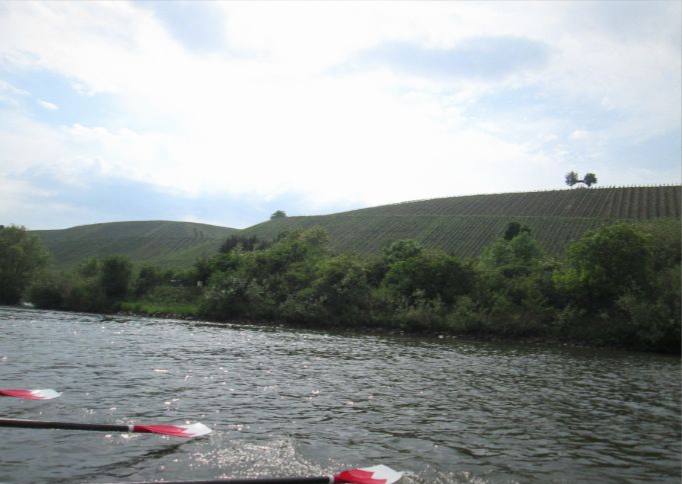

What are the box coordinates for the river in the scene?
[0,307,679,483]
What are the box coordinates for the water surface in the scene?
[0,307,679,483]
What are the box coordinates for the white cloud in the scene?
[0,174,56,226]
[0,79,29,106]
[570,130,590,141]
[38,99,58,110]
[0,1,679,225]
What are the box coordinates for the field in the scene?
[32,185,681,267]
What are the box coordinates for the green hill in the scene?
[33,220,238,269]
[32,185,681,268]
[242,185,681,257]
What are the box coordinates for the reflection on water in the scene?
[0,307,680,483]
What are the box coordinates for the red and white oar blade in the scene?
[0,388,61,400]
[132,422,212,438]
[335,465,403,484]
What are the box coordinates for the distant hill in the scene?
[242,185,681,257]
[32,185,681,269]
[33,220,237,269]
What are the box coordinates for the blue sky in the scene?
[0,1,680,230]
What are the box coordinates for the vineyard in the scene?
[343,185,681,219]
[33,221,237,269]
[32,186,681,267]
[242,214,679,257]
[243,186,681,257]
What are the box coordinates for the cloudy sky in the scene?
[1,1,680,230]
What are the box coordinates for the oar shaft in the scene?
[0,418,128,433]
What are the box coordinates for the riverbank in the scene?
[110,305,645,355]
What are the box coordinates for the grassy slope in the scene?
[33,220,238,269]
[32,185,681,268]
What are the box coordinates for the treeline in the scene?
[2,221,679,353]
[28,256,205,314]
[195,221,680,353]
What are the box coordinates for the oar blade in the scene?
[0,388,61,400]
[335,464,403,484]
[132,422,212,438]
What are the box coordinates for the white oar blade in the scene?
[0,388,61,400]
[132,422,212,438]
[29,389,62,400]
[335,464,403,484]
[179,422,212,438]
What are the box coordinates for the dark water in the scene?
[0,307,679,483]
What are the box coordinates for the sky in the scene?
[0,1,680,230]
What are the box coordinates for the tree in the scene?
[304,254,371,323]
[99,256,132,300]
[77,257,100,277]
[384,251,474,305]
[134,265,164,297]
[479,231,543,276]
[565,171,598,187]
[0,225,48,304]
[583,173,597,187]
[565,171,580,186]
[554,223,651,308]
[504,222,531,241]
[383,239,423,265]
[219,235,270,253]
[270,210,287,220]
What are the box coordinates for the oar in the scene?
[105,464,403,484]
[0,418,211,438]
[0,388,61,400]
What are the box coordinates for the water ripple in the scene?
[0,306,679,483]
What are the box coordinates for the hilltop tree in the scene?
[270,210,287,220]
[565,171,580,186]
[565,171,598,187]
[583,173,597,187]
[0,225,48,304]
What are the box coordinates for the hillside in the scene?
[242,185,681,257]
[33,220,238,269]
[32,186,681,268]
